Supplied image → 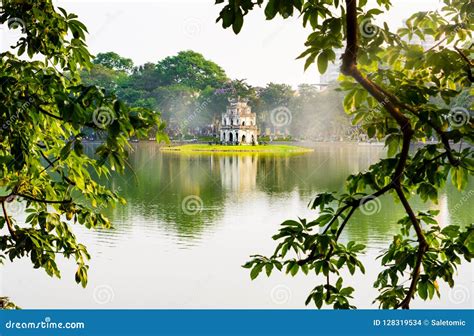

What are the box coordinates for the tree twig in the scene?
[14,193,72,204]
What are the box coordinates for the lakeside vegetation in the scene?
[81,51,354,141]
[160,144,314,154]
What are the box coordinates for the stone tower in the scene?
[219,97,258,145]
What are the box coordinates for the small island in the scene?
[160,143,313,154]
[161,97,313,155]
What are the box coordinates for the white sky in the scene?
[2,0,443,87]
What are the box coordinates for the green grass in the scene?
[160,144,313,154]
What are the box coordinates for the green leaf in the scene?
[418,281,428,300]
[265,263,273,276]
[233,11,244,34]
[250,264,263,280]
[317,51,329,74]
[264,0,278,20]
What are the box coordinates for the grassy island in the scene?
[160,144,314,154]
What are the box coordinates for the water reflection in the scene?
[2,142,472,309]
[101,142,472,248]
[220,155,258,192]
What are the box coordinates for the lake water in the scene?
[1,143,472,309]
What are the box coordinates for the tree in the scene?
[93,51,134,73]
[260,83,295,110]
[81,64,128,93]
[126,62,164,92]
[216,0,473,309]
[155,50,228,90]
[0,0,164,288]
[89,51,231,130]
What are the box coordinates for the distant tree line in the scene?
[81,51,355,141]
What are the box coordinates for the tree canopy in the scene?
[93,51,134,73]
[155,50,228,90]
[215,0,474,309]
[82,51,352,140]
[0,0,164,287]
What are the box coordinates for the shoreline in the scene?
[159,144,314,154]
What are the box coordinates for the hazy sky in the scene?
[3,0,443,87]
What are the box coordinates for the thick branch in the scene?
[454,46,473,66]
[1,201,17,240]
[454,46,473,82]
[341,0,427,310]
[394,186,428,309]
[336,206,357,240]
[342,1,459,166]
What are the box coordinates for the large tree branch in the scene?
[340,0,427,309]
[454,46,473,83]
[394,186,428,309]
[341,1,459,167]
[1,201,17,240]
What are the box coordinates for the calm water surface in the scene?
[2,143,472,308]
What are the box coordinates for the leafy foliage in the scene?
[93,52,134,73]
[84,53,353,140]
[0,0,164,287]
[216,0,474,309]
